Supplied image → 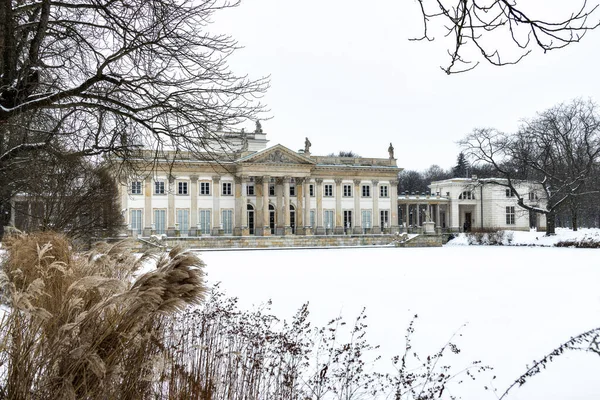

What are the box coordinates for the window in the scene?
[361,185,370,197]
[289,183,296,196]
[222,182,232,196]
[269,184,275,196]
[130,209,142,234]
[505,188,515,197]
[324,210,334,229]
[154,209,166,234]
[131,181,142,195]
[199,209,211,234]
[310,210,316,228]
[379,185,388,198]
[247,183,255,196]
[154,181,165,195]
[380,210,390,228]
[506,206,515,225]
[177,181,188,195]
[324,184,333,197]
[310,184,315,197]
[200,182,211,195]
[343,184,352,197]
[176,209,189,233]
[528,192,538,201]
[459,191,475,200]
[361,210,372,228]
[222,209,233,234]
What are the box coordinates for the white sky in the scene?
[213,0,600,171]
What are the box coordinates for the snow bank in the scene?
[446,227,600,247]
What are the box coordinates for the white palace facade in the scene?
[121,129,402,237]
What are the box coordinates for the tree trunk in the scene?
[546,210,556,236]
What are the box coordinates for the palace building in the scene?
[121,127,402,237]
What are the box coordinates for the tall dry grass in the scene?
[0,232,206,400]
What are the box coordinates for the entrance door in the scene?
[269,204,275,234]
[247,204,255,235]
[464,212,472,232]
[343,210,352,233]
[290,205,296,234]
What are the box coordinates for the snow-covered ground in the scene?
[200,246,600,400]
[447,227,600,247]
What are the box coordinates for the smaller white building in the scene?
[429,177,547,232]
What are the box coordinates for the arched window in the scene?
[459,191,475,200]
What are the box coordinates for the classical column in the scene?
[233,176,243,236]
[372,180,380,234]
[241,177,248,236]
[275,177,283,235]
[167,174,176,236]
[390,179,399,233]
[262,176,271,236]
[283,176,292,235]
[304,178,312,235]
[334,178,344,234]
[190,175,198,236]
[405,203,409,232]
[352,179,362,234]
[211,176,222,236]
[255,177,264,236]
[315,178,325,235]
[296,177,304,235]
[143,178,153,236]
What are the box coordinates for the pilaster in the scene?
[390,179,399,233]
[352,179,362,234]
[372,179,380,234]
[334,178,344,234]
[143,178,153,236]
[190,175,198,236]
[212,176,223,236]
[315,178,325,235]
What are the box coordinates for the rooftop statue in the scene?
[305,137,312,154]
[388,142,394,159]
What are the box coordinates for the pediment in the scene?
[238,144,316,165]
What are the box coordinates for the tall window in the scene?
[361,210,372,228]
[222,209,233,234]
[154,181,165,195]
[324,210,334,229]
[528,192,537,201]
[361,185,370,197]
[310,184,315,197]
[130,209,142,234]
[289,182,296,196]
[247,183,255,196]
[343,184,352,197]
[269,184,275,196]
[131,181,142,195]
[200,182,211,195]
[506,206,515,225]
[380,210,390,228]
[199,209,211,234]
[177,209,189,233]
[379,185,389,198]
[154,209,166,234]
[324,184,333,197]
[222,182,232,196]
[310,210,316,228]
[178,181,188,195]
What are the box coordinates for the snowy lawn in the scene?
[200,246,600,400]
[447,227,600,247]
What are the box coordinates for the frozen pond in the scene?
[200,246,600,400]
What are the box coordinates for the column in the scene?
[436,203,441,231]
[275,177,283,235]
[405,203,409,232]
[255,177,264,236]
[372,180,380,234]
[143,178,153,236]
[233,176,246,236]
[211,176,222,236]
[390,179,399,233]
[283,176,292,235]
[296,178,304,235]
[334,178,344,234]
[190,175,198,236]
[315,178,325,235]
[352,179,362,234]
[262,176,271,236]
[304,178,312,235]
[451,201,459,231]
[167,174,176,236]
[241,177,248,236]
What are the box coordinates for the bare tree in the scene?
[461,99,600,235]
[0,0,268,237]
[414,1,600,73]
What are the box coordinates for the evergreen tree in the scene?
[452,152,469,177]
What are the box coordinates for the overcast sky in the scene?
[212,0,600,171]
